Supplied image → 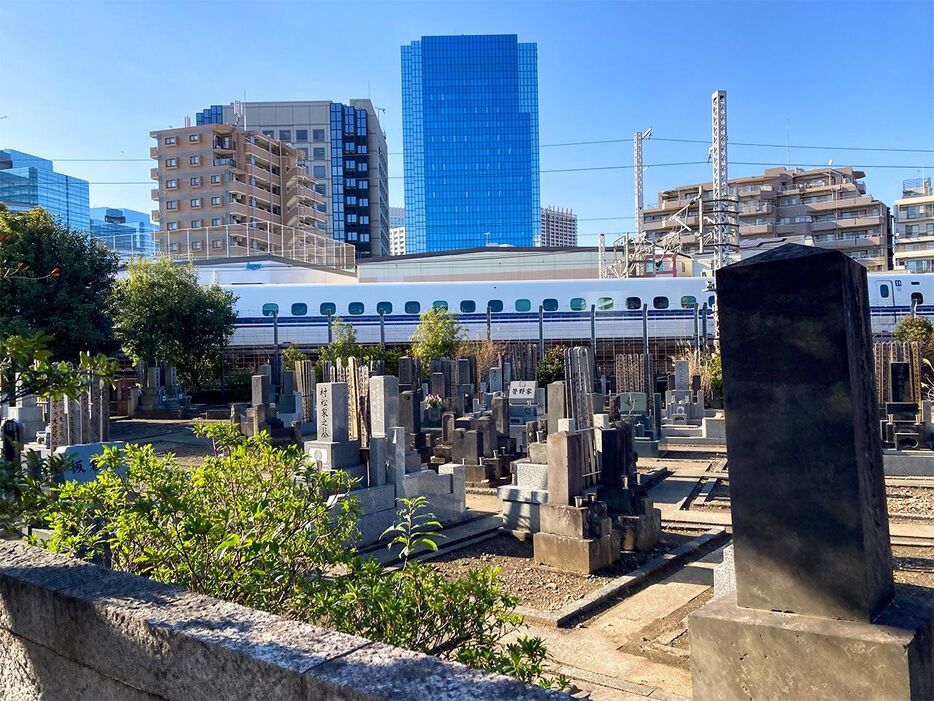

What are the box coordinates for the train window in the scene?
[515,299,531,312]
[377,301,393,315]
[681,295,697,309]
[626,297,641,310]
[653,296,669,309]
[291,303,308,316]
[349,302,364,315]
[597,297,614,311]
[912,292,924,305]
[432,300,448,310]
[570,297,586,311]
[460,300,476,313]
[880,284,890,299]
[404,301,421,314]
[708,295,715,308]
[320,302,336,316]
[542,298,559,312]
[487,299,503,313]
[262,303,279,317]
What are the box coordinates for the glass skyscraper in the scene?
[402,34,540,253]
[0,149,90,231]
[89,207,156,258]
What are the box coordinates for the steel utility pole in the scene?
[633,127,652,277]
[711,90,729,272]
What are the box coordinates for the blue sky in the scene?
[1,0,932,246]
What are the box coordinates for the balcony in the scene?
[739,223,774,236]
[818,235,882,250]
[151,188,160,201]
[227,201,251,219]
[149,147,160,159]
[837,215,883,229]
[213,158,237,168]
[150,168,161,179]
[811,219,838,232]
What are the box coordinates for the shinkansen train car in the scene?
[223,272,934,349]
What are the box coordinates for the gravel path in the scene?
[430,531,692,611]
[887,486,934,521]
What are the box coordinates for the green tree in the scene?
[536,346,565,387]
[894,316,934,343]
[281,343,308,370]
[410,307,465,366]
[110,259,237,391]
[0,205,119,359]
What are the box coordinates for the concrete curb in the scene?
[515,527,729,629]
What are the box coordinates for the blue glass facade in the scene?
[89,207,156,258]
[0,149,90,231]
[401,35,540,253]
[195,105,224,125]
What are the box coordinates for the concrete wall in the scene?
[0,541,565,701]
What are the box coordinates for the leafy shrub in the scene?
[895,316,934,343]
[536,346,565,387]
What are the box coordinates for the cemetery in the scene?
[1,244,933,699]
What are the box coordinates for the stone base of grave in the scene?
[618,508,662,552]
[689,590,934,700]
[883,449,934,477]
[633,438,660,457]
[533,531,619,575]
[533,502,619,574]
[498,485,548,534]
[528,441,548,464]
[304,440,360,470]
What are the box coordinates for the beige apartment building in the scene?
[150,124,352,268]
[642,166,892,271]
[893,178,934,273]
[539,206,577,247]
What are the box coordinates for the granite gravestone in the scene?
[889,361,913,403]
[369,375,399,437]
[716,244,892,621]
[316,383,349,443]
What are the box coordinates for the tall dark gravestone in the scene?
[717,244,892,621]
[889,362,913,403]
[689,244,934,701]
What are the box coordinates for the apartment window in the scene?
[211,239,223,249]
[357,161,368,172]
[313,129,325,141]
[189,155,200,166]
[313,165,326,178]
[188,133,200,143]
[164,136,177,145]
[190,176,201,187]
[211,218,221,226]
[191,219,202,228]
[315,183,326,194]
[313,147,326,160]
[211,196,222,206]
[166,179,177,189]
[192,241,203,251]
[279,130,291,141]
[166,158,177,168]
[191,198,202,208]
[169,242,178,251]
[262,130,274,138]
[166,200,177,210]
[317,203,327,213]
[211,174,222,184]
[297,148,309,160]
[167,222,178,231]
[357,144,367,154]
[296,129,308,141]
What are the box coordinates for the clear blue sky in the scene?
[2,0,932,246]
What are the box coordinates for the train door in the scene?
[875,279,897,336]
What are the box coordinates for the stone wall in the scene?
[0,541,565,701]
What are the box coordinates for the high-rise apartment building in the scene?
[893,178,934,273]
[401,34,540,253]
[0,149,89,230]
[539,206,577,247]
[149,123,350,265]
[196,100,389,258]
[389,226,406,256]
[642,166,892,271]
[389,206,405,228]
[89,207,155,258]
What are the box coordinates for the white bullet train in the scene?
[223,273,934,349]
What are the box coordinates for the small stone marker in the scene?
[368,375,399,437]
